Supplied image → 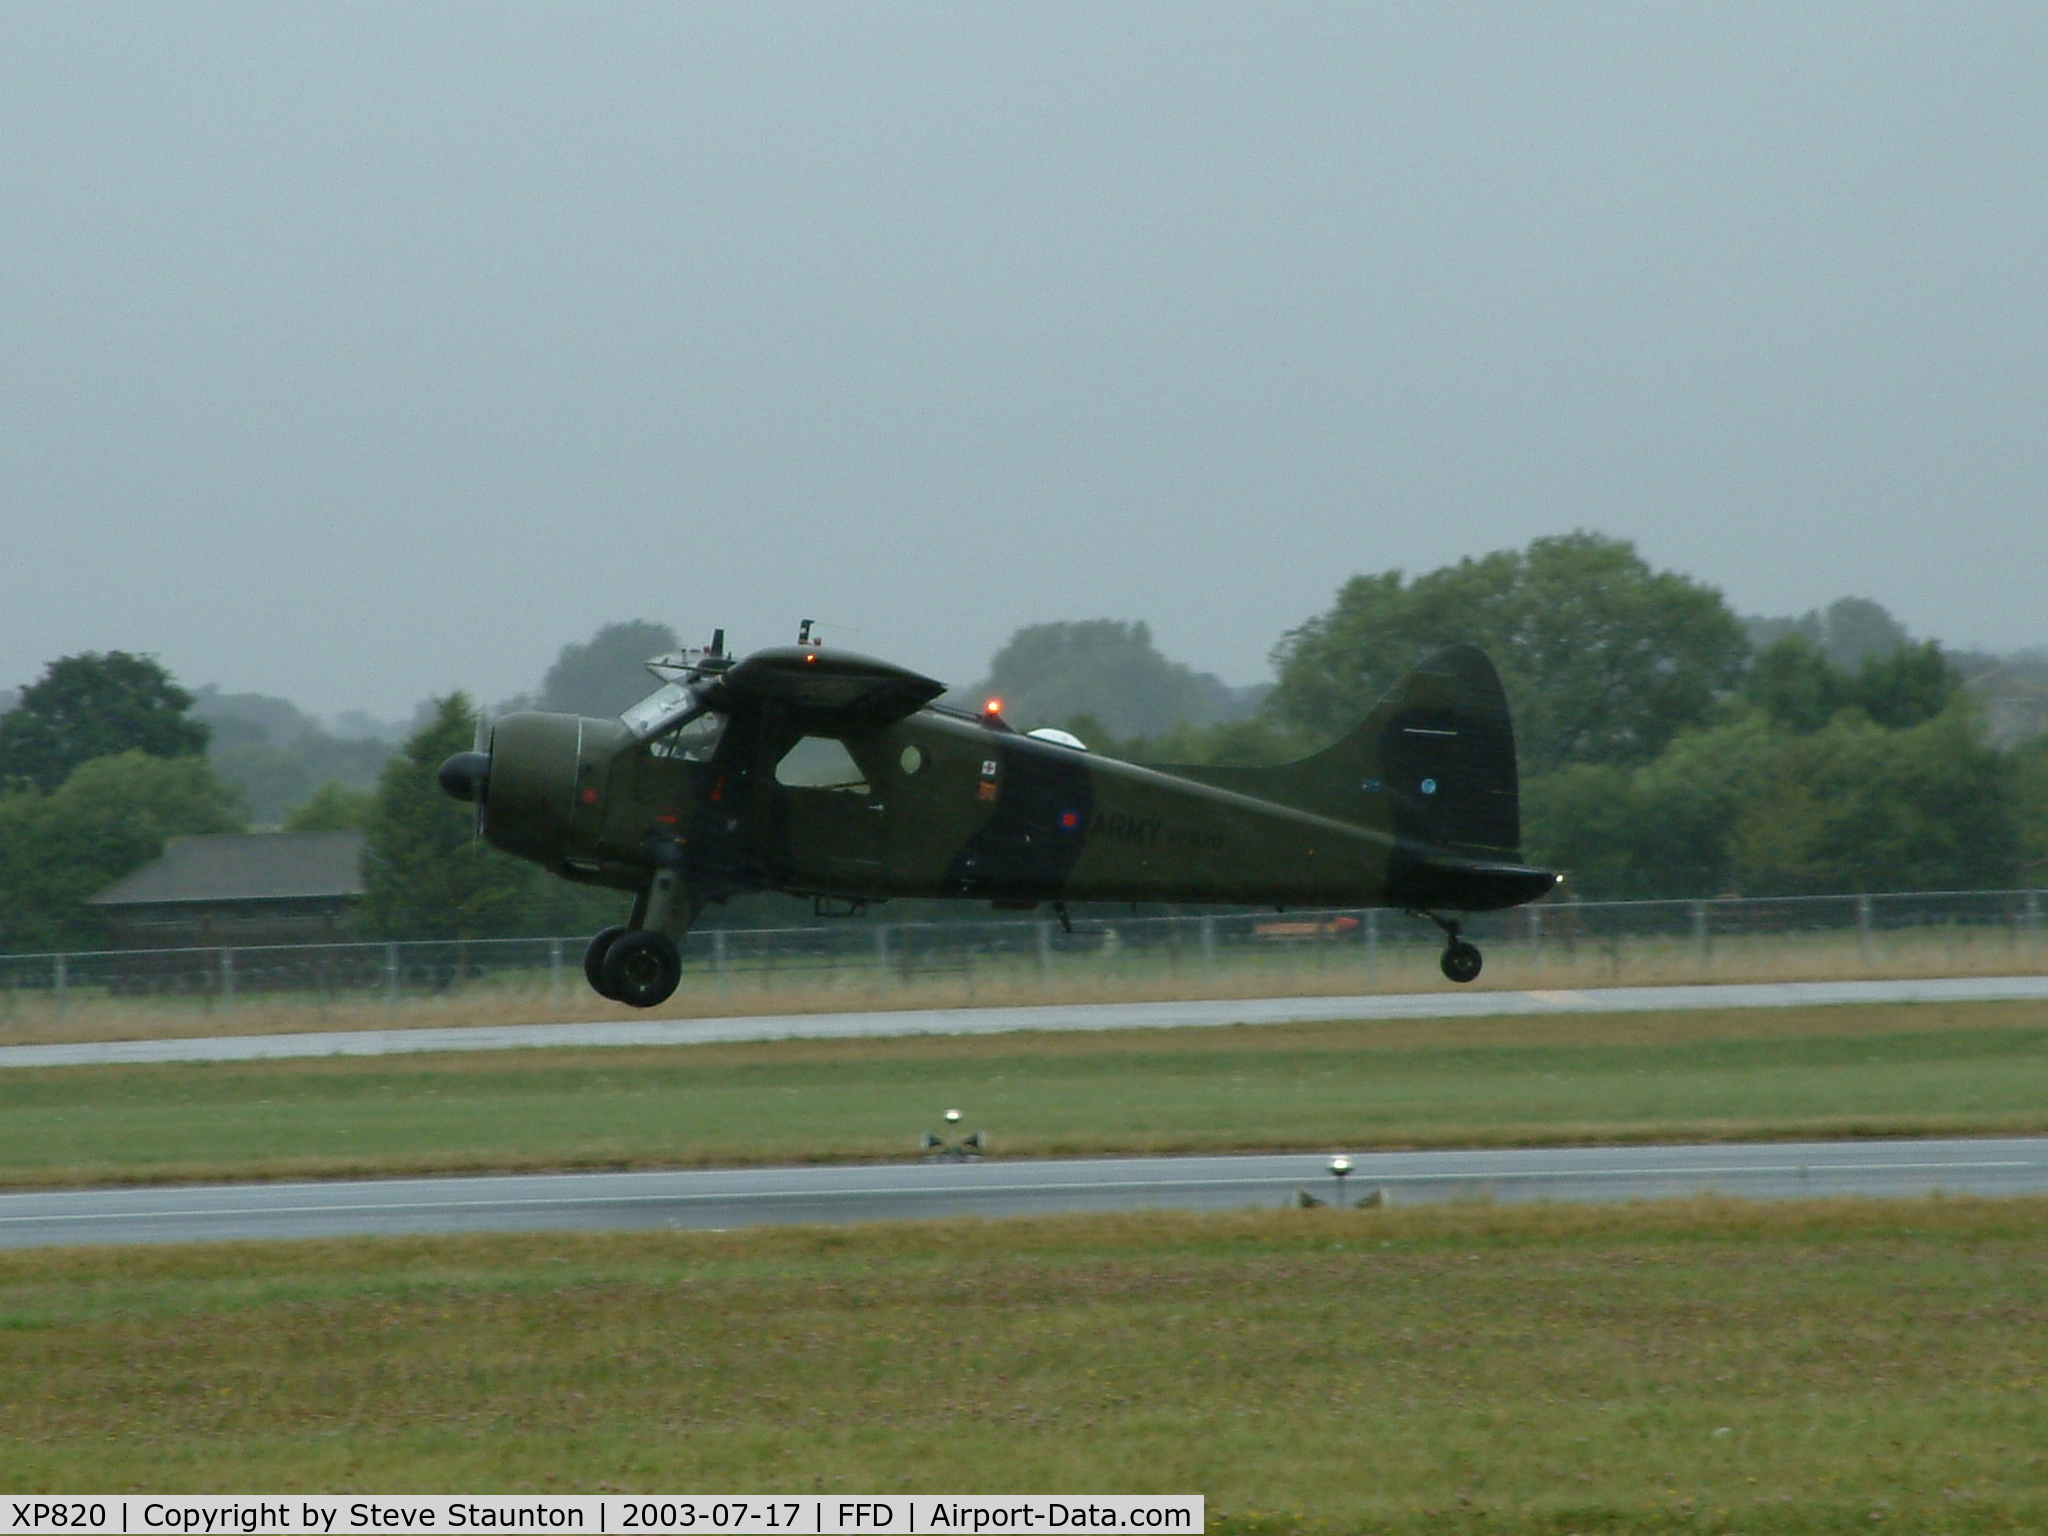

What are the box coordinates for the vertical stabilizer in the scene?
[1144,645,1522,856]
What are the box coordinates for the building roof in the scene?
[89,831,367,908]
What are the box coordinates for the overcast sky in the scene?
[5,4,2044,721]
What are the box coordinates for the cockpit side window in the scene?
[773,735,870,794]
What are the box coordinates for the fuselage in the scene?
[480,704,1547,914]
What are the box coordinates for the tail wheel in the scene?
[1440,939,1483,984]
[583,925,629,999]
[603,929,683,1009]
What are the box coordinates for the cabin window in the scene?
[774,736,870,794]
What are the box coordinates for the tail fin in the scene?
[1147,645,1522,855]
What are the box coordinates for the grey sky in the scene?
[4,4,2043,721]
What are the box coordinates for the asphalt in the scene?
[5,972,2047,1071]
[3,1137,2044,1248]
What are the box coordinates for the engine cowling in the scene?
[440,712,631,873]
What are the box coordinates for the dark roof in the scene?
[89,831,366,907]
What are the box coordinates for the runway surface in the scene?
[5,972,2047,1071]
[3,1137,2043,1248]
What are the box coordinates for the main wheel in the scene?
[1440,939,1483,984]
[583,925,629,999]
[602,929,683,1009]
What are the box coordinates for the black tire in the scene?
[1440,939,1483,985]
[602,929,683,1009]
[583,925,629,999]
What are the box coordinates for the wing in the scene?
[710,646,946,732]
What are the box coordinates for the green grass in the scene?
[1,1200,2044,1532]
[1,1001,2046,1186]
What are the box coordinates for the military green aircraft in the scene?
[438,627,1558,1007]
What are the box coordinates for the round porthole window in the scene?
[1420,777,1438,795]
[900,746,926,775]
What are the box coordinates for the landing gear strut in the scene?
[586,868,692,1008]
[1415,910,1483,984]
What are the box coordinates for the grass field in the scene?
[1,1000,2045,1186]
[2,922,2044,1046]
[1,1200,2043,1532]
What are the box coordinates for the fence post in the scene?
[1035,920,1052,992]
[1527,904,1542,967]
[1365,908,1378,975]
[1692,900,1707,974]
[1201,914,1217,986]
[1856,894,1873,969]
[549,937,564,1000]
[385,942,399,1010]
[220,947,235,1011]
[54,953,67,1020]
[873,924,890,991]
[715,928,730,995]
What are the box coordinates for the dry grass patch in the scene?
[4,925,2045,1047]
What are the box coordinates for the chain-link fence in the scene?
[0,888,2043,1031]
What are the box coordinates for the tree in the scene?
[0,751,245,951]
[540,621,680,717]
[1523,703,2020,899]
[1855,640,1953,729]
[1742,635,1954,735]
[976,620,1262,740]
[1522,726,1757,900]
[284,781,377,832]
[1724,707,2015,895]
[360,695,539,940]
[1816,597,1913,669]
[0,652,209,792]
[1268,533,1749,774]
[1744,635,1852,733]
[1744,597,1912,670]
[2015,733,2048,887]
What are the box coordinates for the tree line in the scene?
[1008,533,2048,899]
[3,536,2046,950]
[0,658,617,951]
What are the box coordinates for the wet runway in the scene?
[4,972,2046,1071]
[3,1136,2043,1248]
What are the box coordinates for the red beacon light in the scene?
[983,697,1003,718]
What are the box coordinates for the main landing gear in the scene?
[585,869,692,1009]
[1415,910,1483,984]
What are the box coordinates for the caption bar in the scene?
[5,1500,1201,1536]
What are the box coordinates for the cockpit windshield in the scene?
[652,710,726,762]
[619,680,705,741]
[620,681,727,761]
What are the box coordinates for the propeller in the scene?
[437,710,493,842]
